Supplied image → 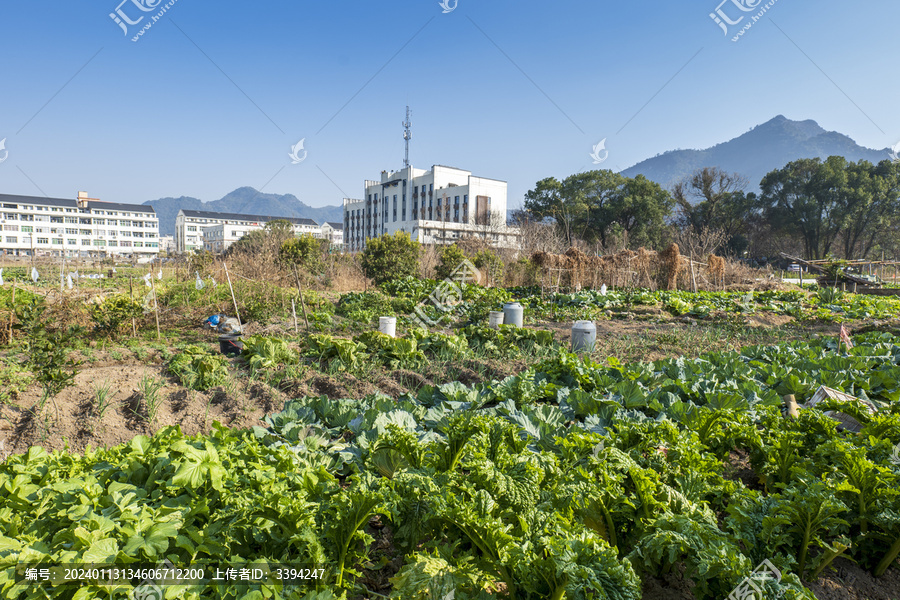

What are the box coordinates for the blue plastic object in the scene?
[206,315,220,326]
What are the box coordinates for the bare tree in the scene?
[671,225,728,262]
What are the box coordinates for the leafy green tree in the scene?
[759,157,848,259]
[673,168,756,255]
[360,232,420,286]
[524,177,582,246]
[435,244,468,281]
[279,234,327,272]
[838,160,900,258]
[609,175,674,249]
[524,170,674,249]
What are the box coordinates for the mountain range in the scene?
[621,115,892,192]
[143,116,894,234]
[143,187,344,236]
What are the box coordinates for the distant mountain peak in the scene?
[143,187,343,237]
[622,116,886,192]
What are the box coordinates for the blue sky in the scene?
[0,0,897,212]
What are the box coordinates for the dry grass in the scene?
[530,245,765,293]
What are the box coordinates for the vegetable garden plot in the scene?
[6,334,900,598]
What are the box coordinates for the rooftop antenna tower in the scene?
[402,106,411,168]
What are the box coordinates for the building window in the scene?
[3,225,17,232]
[455,196,459,205]
[21,226,32,233]
[67,239,76,245]
[81,240,91,246]
[52,238,62,245]
[5,237,16,243]
[37,237,49,244]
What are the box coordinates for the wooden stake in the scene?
[291,298,298,333]
[292,265,310,331]
[223,261,242,327]
[689,254,697,293]
[129,276,137,337]
[149,269,162,341]
[8,285,16,343]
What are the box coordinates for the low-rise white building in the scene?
[176,209,319,253]
[0,191,159,259]
[320,222,344,248]
[343,165,519,252]
[159,235,176,255]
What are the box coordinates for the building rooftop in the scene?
[180,209,317,226]
[0,193,156,214]
[326,222,344,230]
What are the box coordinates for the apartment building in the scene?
[176,209,319,253]
[343,164,519,252]
[0,192,159,259]
[320,222,344,248]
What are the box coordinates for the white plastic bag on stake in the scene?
[209,277,218,288]
[66,273,73,290]
[143,273,152,288]
[31,267,38,282]
[157,270,162,280]
[142,290,156,314]
[0,268,4,286]
[195,271,205,290]
[600,284,608,296]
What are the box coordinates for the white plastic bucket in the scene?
[488,311,505,328]
[379,317,397,338]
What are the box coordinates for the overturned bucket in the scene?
[503,302,524,328]
[219,334,244,357]
[571,321,597,353]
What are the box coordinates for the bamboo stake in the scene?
[149,268,161,341]
[689,254,697,293]
[291,298,298,333]
[223,261,242,327]
[129,276,137,337]
[8,285,15,343]
[292,265,310,331]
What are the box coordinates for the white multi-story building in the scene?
[320,222,344,248]
[0,191,159,259]
[159,235,176,255]
[176,209,319,253]
[343,165,519,252]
